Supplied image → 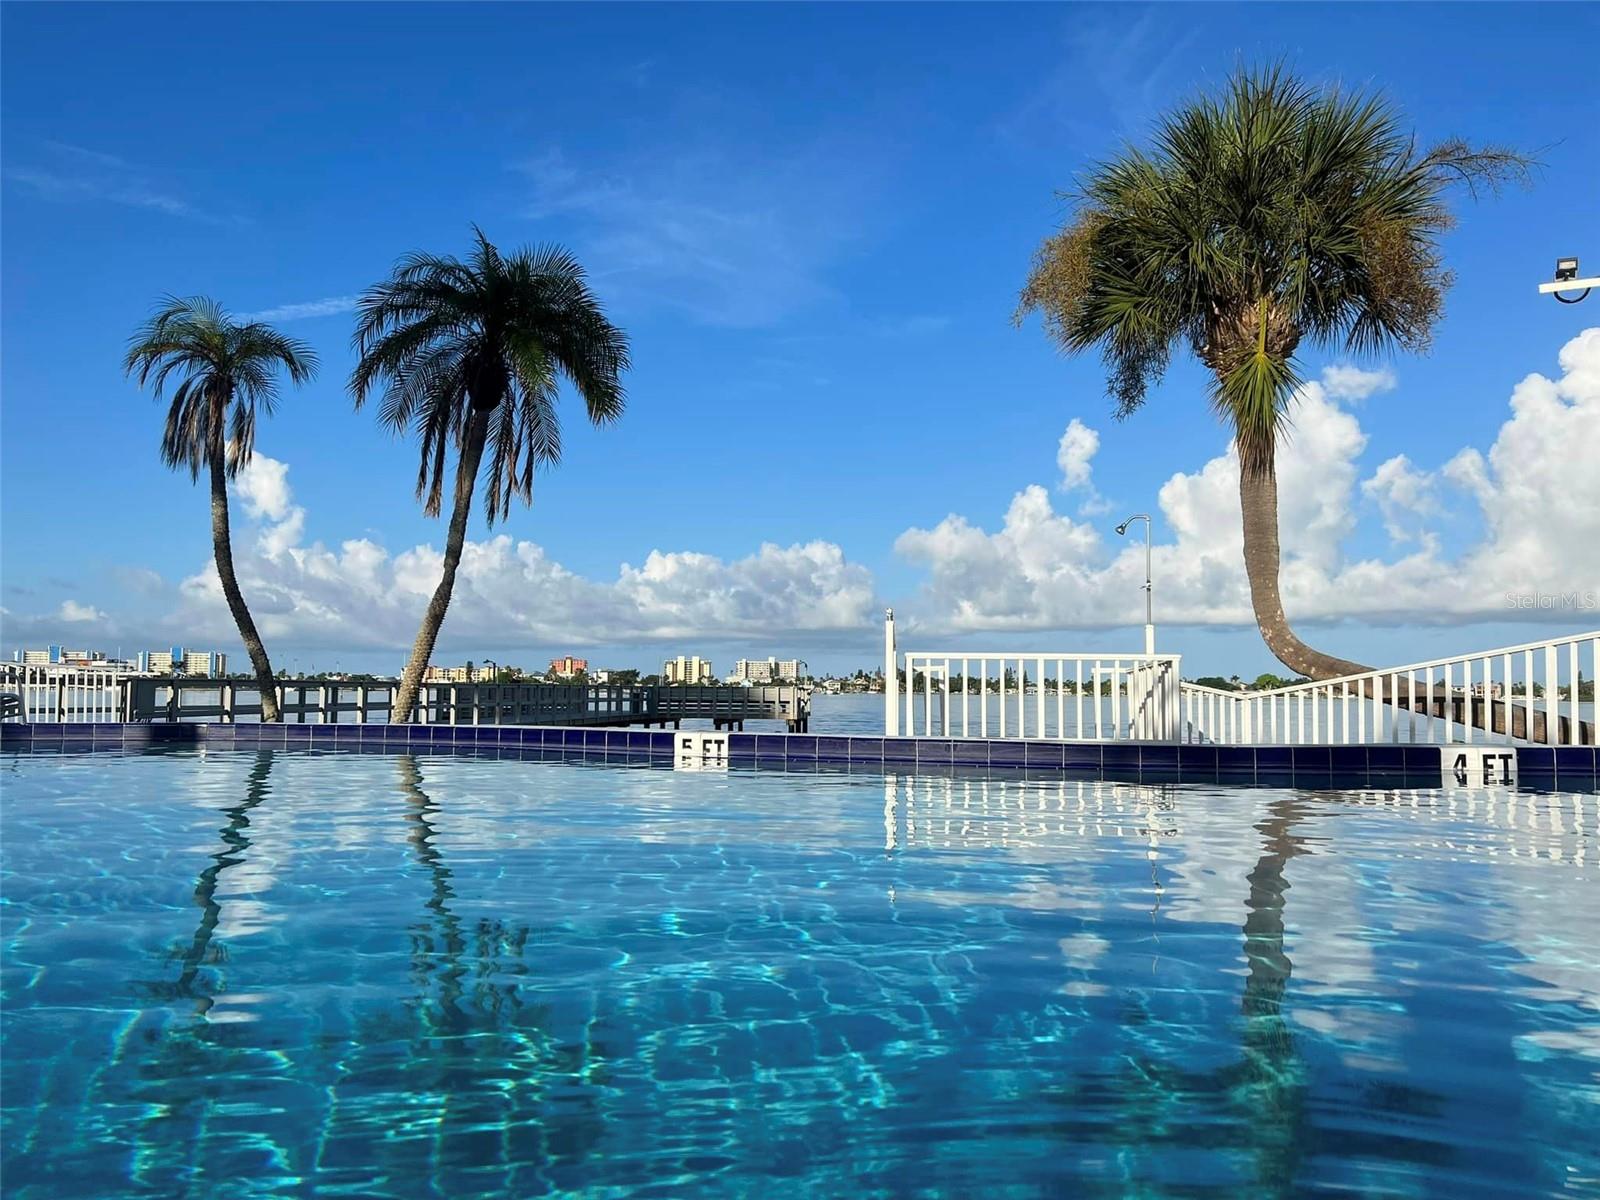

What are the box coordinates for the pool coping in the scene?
[3,722,1594,791]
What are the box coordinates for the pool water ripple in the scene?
[1,747,1596,1198]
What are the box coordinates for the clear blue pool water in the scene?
[2,748,1596,1198]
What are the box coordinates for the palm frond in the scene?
[1019,65,1531,452]
[350,227,629,525]
[126,295,315,479]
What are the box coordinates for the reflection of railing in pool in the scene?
[1,665,809,730]
[881,773,1595,865]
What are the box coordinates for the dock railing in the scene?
[1178,630,1598,747]
[2,665,808,730]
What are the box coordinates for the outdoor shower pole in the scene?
[1116,514,1155,655]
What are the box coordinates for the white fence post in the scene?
[884,608,899,736]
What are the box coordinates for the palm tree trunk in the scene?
[209,453,282,721]
[1239,456,1369,681]
[1241,449,1589,742]
[390,409,492,724]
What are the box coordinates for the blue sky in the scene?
[2,2,1597,676]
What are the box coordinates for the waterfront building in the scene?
[663,655,714,685]
[181,650,226,677]
[8,646,229,675]
[138,648,185,674]
[423,664,478,683]
[15,646,93,666]
[729,657,807,684]
[549,656,588,679]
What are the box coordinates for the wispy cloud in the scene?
[3,142,236,224]
[3,141,236,224]
[515,142,873,327]
[999,10,1200,152]
[237,295,359,323]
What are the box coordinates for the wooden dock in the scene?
[107,676,811,731]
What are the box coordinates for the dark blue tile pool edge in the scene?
[1,724,1594,790]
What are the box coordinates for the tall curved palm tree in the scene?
[126,297,317,721]
[352,229,629,723]
[1018,68,1529,680]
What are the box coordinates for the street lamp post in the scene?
[1115,514,1154,654]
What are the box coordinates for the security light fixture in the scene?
[1539,255,1597,304]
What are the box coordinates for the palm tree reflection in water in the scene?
[389,756,609,1190]
[143,749,277,1015]
[1236,797,1310,1192]
[397,753,471,1029]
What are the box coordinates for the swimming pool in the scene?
[2,747,1596,1197]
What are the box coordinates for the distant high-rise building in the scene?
[729,657,807,684]
[182,650,225,677]
[549,656,588,679]
[663,655,714,685]
[140,650,176,674]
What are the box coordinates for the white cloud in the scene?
[1361,455,1439,543]
[1052,417,1114,516]
[58,600,107,623]
[116,455,880,653]
[897,341,1600,633]
[13,334,1597,659]
[232,454,306,557]
[1321,363,1397,403]
[234,455,294,522]
[1056,418,1099,490]
[236,295,358,323]
[895,485,1108,629]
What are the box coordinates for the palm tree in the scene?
[126,298,317,721]
[1018,68,1529,680]
[352,229,629,723]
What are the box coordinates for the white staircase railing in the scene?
[1179,630,1598,747]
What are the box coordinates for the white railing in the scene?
[0,665,810,730]
[1179,630,1598,747]
[883,614,1182,741]
[897,650,1183,741]
[5,664,127,723]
